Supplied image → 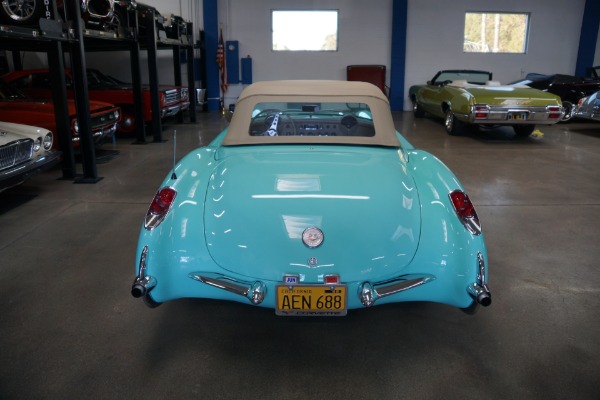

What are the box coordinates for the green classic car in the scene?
[409,70,564,137]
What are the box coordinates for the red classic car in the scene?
[2,69,190,134]
[0,79,120,149]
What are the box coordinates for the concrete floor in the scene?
[0,112,598,399]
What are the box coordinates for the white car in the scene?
[0,122,61,192]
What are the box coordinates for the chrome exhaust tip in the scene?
[467,282,492,306]
[466,252,492,307]
[131,276,157,298]
[131,245,156,298]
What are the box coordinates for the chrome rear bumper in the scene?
[358,274,435,307]
[189,273,267,305]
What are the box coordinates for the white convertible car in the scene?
[0,121,61,192]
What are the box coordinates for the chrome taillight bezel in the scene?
[471,104,490,119]
[449,190,482,235]
[144,187,177,230]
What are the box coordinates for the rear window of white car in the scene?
[248,102,375,137]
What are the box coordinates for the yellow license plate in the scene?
[276,285,347,316]
[508,112,528,121]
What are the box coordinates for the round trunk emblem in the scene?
[302,227,324,248]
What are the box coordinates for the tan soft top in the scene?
[222,80,401,147]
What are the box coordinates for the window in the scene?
[249,102,374,137]
[272,10,338,51]
[463,12,530,53]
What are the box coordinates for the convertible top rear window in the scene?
[249,102,375,137]
[222,80,401,147]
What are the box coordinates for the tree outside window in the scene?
[464,12,530,53]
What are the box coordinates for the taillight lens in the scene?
[472,104,489,119]
[449,190,481,235]
[547,106,562,119]
[144,187,177,230]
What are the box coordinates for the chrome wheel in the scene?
[412,100,424,117]
[444,109,463,136]
[2,0,37,21]
[561,101,574,122]
[445,110,454,132]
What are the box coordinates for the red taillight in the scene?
[325,275,340,284]
[145,187,177,230]
[450,191,475,218]
[449,190,481,235]
[473,105,489,119]
[149,188,176,215]
[548,106,561,119]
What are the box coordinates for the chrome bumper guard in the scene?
[131,245,156,298]
[466,252,492,306]
[359,274,435,307]
[161,105,182,118]
[189,273,267,305]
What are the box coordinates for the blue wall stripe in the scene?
[389,0,408,112]
[575,0,600,77]
[203,0,220,111]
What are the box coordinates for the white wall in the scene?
[16,0,597,107]
[217,0,392,105]
[404,0,588,109]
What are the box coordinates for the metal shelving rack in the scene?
[0,0,196,182]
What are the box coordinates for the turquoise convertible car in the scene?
[131,80,491,316]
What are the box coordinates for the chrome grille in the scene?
[0,139,33,171]
[90,110,118,129]
[163,89,181,105]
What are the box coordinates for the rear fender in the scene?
[406,149,488,307]
[135,145,222,302]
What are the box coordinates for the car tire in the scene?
[117,106,136,134]
[461,300,480,315]
[561,101,574,122]
[412,100,425,118]
[143,294,161,308]
[0,0,45,26]
[445,109,464,136]
[513,125,535,138]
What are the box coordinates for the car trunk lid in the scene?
[203,145,421,283]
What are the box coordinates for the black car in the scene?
[511,73,600,121]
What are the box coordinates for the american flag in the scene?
[217,29,228,95]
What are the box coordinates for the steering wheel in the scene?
[254,109,297,136]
